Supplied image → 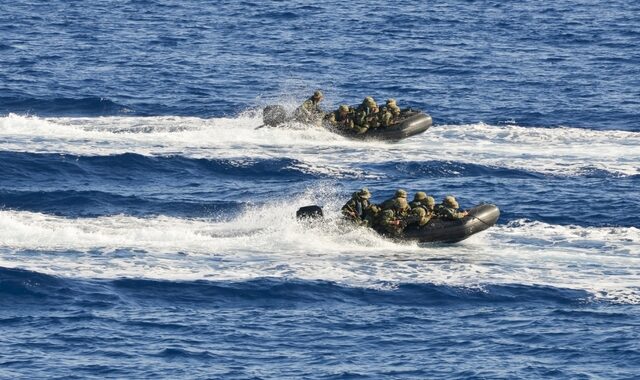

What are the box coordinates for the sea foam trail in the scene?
[1,113,638,177]
[1,197,639,304]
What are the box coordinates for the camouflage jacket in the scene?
[409,206,433,226]
[355,105,379,128]
[379,209,403,235]
[341,195,370,222]
[435,205,467,220]
[294,98,324,123]
[326,110,354,130]
[378,105,399,127]
[363,206,382,229]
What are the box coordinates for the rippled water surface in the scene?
[1,1,639,379]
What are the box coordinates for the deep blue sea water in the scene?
[1,1,639,378]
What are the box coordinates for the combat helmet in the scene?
[386,98,397,106]
[425,196,435,209]
[443,195,459,209]
[395,189,407,199]
[413,191,427,201]
[338,104,349,113]
[394,198,409,211]
[313,90,324,99]
[363,96,377,107]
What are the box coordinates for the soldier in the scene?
[341,187,372,225]
[379,98,401,128]
[293,90,325,124]
[435,195,468,220]
[410,192,435,211]
[379,198,410,236]
[325,104,354,131]
[393,197,411,218]
[380,189,408,210]
[386,98,401,116]
[363,204,382,229]
[379,209,403,236]
[408,192,435,227]
[354,96,379,133]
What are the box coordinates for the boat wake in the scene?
[1,113,638,177]
[1,198,638,304]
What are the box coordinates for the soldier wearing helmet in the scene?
[393,197,411,218]
[325,104,354,131]
[407,192,436,227]
[363,204,383,229]
[294,90,325,124]
[386,98,401,116]
[435,195,468,220]
[341,187,373,225]
[379,198,412,237]
[410,192,435,210]
[379,209,404,236]
[354,96,379,133]
[379,98,401,128]
[380,189,408,210]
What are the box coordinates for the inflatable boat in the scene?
[262,105,432,141]
[402,204,500,243]
[296,203,500,244]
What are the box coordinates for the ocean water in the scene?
[1,1,639,379]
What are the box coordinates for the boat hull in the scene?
[262,105,432,141]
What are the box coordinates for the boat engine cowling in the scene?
[263,105,288,127]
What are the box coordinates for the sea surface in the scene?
[1,1,639,379]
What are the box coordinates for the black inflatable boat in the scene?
[262,105,432,141]
[402,204,500,243]
[296,203,500,244]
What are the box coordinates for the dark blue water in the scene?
[1,1,639,378]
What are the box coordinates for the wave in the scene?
[1,206,638,304]
[0,97,132,117]
[0,266,594,307]
[0,151,327,183]
[1,114,638,177]
[0,189,236,217]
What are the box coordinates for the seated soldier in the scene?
[407,207,430,227]
[379,198,410,236]
[379,98,401,128]
[341,187,372,225]
[379,209,403,236]
[293,90,325,124]
[435,195,468,220]
[325,104,354,131]
[363,204,382,229]
[380,189,408,210]
[354,96,379,133]
[408,192,435,227]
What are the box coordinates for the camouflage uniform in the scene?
[435,195,467,220]
[354,96,379,133]
[380,197,414,236]
[379,209,403,236]
[325,104,354,131]
[379,99,401,128]
[294,90,325,123]
[393,197,411,218]
[341,188,372,225]
[363,204,382,229]
[408,192,435,227]
[381,189,408,210]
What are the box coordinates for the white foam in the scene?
[1,202,639,303]
[1,113,638,177]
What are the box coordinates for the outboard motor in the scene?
[296,205,323,220]
[263,105,288,127]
